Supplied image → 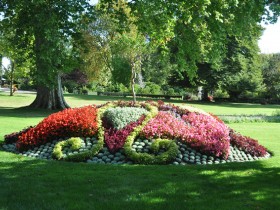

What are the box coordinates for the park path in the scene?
[0,87,36,94]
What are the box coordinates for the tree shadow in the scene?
[0,154,279,210]
[187,101,280,110]
[0,107,55,119]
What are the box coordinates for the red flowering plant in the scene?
[16,106,98,151]
[4,126,33,144]
[229,130,267,157]
[104,115,146,153]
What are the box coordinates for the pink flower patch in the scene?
[141,111,230,158]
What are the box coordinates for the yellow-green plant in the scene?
[52,137,83,160]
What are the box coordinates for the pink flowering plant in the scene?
[140,111,187,139]
[141,111,230,158]
[181,113,230,158]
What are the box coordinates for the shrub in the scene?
[140,82,162,94]
[104,107,148,130]
[229,130,267,157]
[16,106,98,151]
[165,88,175,95]
[81,87,89,95]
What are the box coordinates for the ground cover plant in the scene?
[0,93,280,210]
[2,100,270,165]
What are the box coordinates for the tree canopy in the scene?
[102,0,280,80]
[0,0,93,109]
[1,0,280,108]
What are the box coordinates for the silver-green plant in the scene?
[104,107,148,129]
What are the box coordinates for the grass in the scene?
[0,92,280,209]
[218,115,280,123]
[66,93,280,115]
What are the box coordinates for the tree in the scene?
[62,69,89,93]
[0,30,33,96]
[102,0,280,81]
[221,35,264,99]
[110,32,146,102]
[82,1,147,102]
[261,53,280,99]
[142,50,177,87]
[77,8,116,87]
[0,54,2,87]
[0,0,92,109]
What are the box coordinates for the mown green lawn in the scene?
[0,92,280,210]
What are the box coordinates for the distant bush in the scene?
[214,89,229,98]
[63,80,78,93]
[218,115,280,123]
[165,88,175,95]
[138,82,162,94]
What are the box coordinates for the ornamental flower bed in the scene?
[2,101,270,165]
[16,106,98,151]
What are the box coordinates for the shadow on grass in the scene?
[186,101,280,110]
[0,107,56,119]
[0,155,279,210]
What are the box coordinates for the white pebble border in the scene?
[1,137,271,165]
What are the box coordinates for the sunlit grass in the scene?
[0,92,279,209]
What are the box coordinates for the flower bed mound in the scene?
[15,106,98,151]
[3,101,270,165]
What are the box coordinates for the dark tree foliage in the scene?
[62,69,88,86]
[261,53,280,99]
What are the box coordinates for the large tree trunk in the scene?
[29,75,70,110]
[202,88,209,101]
[30,31,70,110]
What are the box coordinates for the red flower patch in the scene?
[16,106,98,151]
[4,126,33,144]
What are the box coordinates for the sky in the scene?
[258,17,280,54]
